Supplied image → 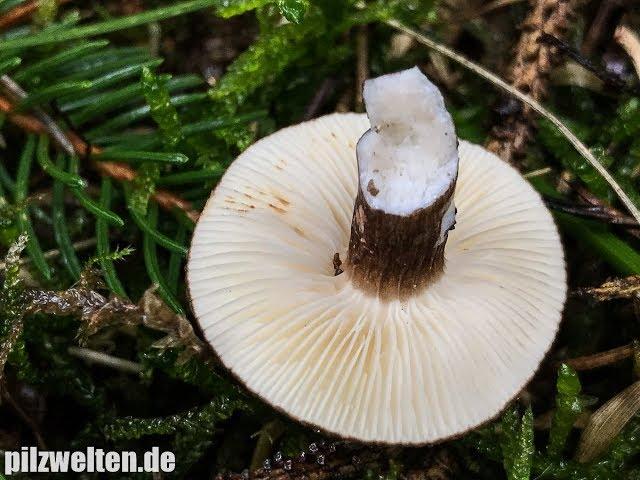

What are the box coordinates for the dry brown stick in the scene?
[564,344,634,370]
[0,0,39,30]
[1,75,76,154]
[474,0,526,17]
[0,0,71,30]
[303,78,336,121]
[544,196,640,228]
[486,0,575,164]
[0,96,200,222]
[572,183,640,239]
[581,0,628,56]
[459,0,526,23]
[0,384,47,449]
[354,25,369,113]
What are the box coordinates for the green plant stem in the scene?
[0,57,21,76]
[62,51,152,82]
[181,110,269,135]
[52,155,81,280]
[19,81,93,110]
[128,205,188,256]
[96,150,188,164]
[86,109,267,149]
[168,224,187,294]
[14,41,109,82]
[143,203,184,314]
[61,59,164,102]
[14,135,51,280]
[86,92,205,135]
[96,178,127,297]
[69,75,201,124]
[157,168,225,186]
[0,161,16,194]
[67,156,124,227]
[532,178,640,275]
[36,135,86,189]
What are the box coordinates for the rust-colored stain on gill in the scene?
[275,196,290,206]
[269,203,287,214]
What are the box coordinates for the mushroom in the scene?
[187,67,566,444]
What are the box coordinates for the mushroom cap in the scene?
[187,113,566,444]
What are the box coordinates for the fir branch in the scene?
[0,0,224,50]
[0,93,200,222]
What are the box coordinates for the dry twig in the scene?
[0,384,47,449]
[355,25,369,113]
[582,0,629,56]
[303,78,337,120]
[544,196,640,228]
[67,346,143,374]
[565,344,634,371]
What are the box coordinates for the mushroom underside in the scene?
[187,112,566,444]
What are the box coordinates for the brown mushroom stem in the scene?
[346,169,456,301]
[343,67,459,302]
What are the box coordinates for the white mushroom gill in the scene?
[187,70,566,444]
